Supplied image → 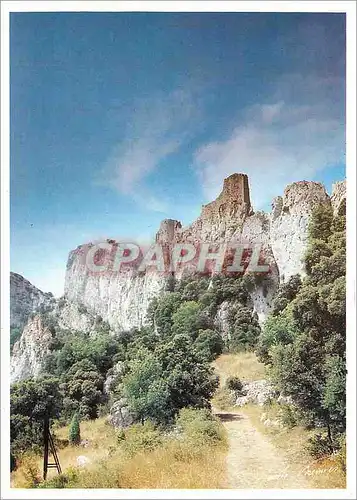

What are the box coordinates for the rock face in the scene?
[51,296,104,334]
[331,180,346,216]
[10,272,55,328]
[104,361,125,395]
[65,173,340,330]
[269,181,331,282]
[65,255,164,331]
[10,316,53,382]
[10,174,346,383]
[10,286,108,383]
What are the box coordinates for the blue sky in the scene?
[10,12,346,296]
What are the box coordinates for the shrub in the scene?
[193,329,224,361]
[116,428,125,444]
[121,421,163,457]
[175,408,225,447]
[277,403,299,428]
[212,387,235,410]
[306,432,334,458]
[20,454,41,488]
[38,467,79,488]
[228,304,261,351]
[68,413,81,445]
[225,376,243,393]
[122,336,218,425]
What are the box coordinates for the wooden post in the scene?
[43,413,50,480]
[43,413,62,480]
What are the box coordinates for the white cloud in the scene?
[194,76,345,209]
[101,89,197,212]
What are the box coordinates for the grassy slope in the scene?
[213,352,267,384]
[12,417,228,489]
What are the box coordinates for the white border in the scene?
[1,1,356,499]
[0,0,356,13]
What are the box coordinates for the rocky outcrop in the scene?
[104,361,125,395]
[65,257,164,332]
[108,398,134,428]
[64,174,341,330]
[52,296,103,334]
[331,180,346,216]
[10,285,109,383]
[10,174,345,383]
[214,301,231,340]
[10,315,53,382]
[269,181,331,282]
[10,272,55,329]
[234,379,276,407]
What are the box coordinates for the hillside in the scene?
[10,174,346,490]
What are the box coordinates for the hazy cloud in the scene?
[194,76,345,209]
[101,89,197,212]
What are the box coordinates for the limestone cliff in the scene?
[10,282,109,383]
[64,253,164,331]
[10,174,346,383]
[269,181,331,282]
[331,180,346,216]
[10,315,53,382]
[10,272,55,328]
[64,174,343,329]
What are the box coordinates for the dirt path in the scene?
[214,408,312,489]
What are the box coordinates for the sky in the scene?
[10,12,346,296]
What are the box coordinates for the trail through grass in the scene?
[213,352,346,489]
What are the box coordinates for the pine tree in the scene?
[69,412,81,446]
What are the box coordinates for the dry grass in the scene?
[72,441,227,489]
[12,415,227,489]
[11,418,118,487]
[212,352,266,411]
[213,352,266,386]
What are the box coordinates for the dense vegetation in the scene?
[257,203,346,455]
[10,273,261,465]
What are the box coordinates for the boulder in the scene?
[76,455,91,467]
[235,379,276,407]
[107,398,134,429]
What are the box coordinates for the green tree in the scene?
[257,311,299,364]
[61,359,104,419]
[69,413,81,445]
[147,292,181,337]
[193,329,224,361]
[171,301,207,337]
[122,350,170,424]
[122,334,218,425]
[271,274,302,316]
[228,304,261,351]
[259,204,346,451]
[10,377,62,457]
